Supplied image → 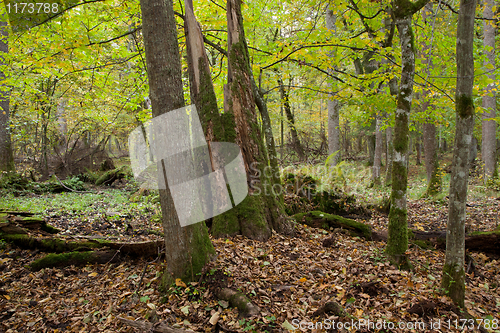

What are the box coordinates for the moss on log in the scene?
[292,211,372,240]
[30,251,119,270]
[95,167,126,186]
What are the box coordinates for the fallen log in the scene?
[293,211,372,240]
[294,211,500,256]
[30,250,120,270]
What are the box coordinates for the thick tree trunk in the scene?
[326,6,341,166]
[140,0,214,285]
[386,5,419,268]
[210,0,292,240]
[278,78,306,162]
[441,0,476,309]
[481,0,496,180]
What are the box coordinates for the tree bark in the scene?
[210,0,292,240]
[140,0,214,286]
[421,3,441,196]
[441,0,476,309]
[0,21,14,173]
[326,6,341,166]
[372,114,383,184]
[386,0,428,268]
[481,0,497,180]
[278,78,306,162]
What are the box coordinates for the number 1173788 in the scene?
[5,2,59,14]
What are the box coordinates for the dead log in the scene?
[293,211,372,240]
[374,229,500,256]
[117,317,197,333]
[295,211,500,256]
[30,250,120,270]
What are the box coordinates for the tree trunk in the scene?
[0,21,14,172]
[210,0,292,240]
[372,114,383,184]
[481,0,496,180]
[421,3,441,196]
[441,0,476,309]
[278,78,306,162]
[385,126,394,185]
[386,0,427,268]
[140,0,214,285]
[326,6,341,166]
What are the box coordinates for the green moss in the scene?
[30,251,94,271]
[469,229,500,236]
[0,233,106,252]
[184,222,215,282]
[292,211,372,240]
[386,207,408,256]
[411,239,433,250]
[441,263,465,308]
[456,94,474,118]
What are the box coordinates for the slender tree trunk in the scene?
[0,21,14,172]
[441,0,476,308]
[386,0,426,267]
[481,0,497,180]
[385,126,394,185]
[372,114,383,184]
[326,6,341,166]
[210,0,292,240]
[140,0,214,286]
[278,79,306,162]
[421,3,441,196]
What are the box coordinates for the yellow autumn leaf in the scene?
[4,295,10,300]
[89,272,98,277]
[298,277,307,283]
[355,309,363,317]
[175,278,187,288]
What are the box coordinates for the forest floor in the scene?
[1,162,500,332]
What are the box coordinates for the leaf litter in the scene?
[1,196,499,332]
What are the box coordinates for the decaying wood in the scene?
[217,287,260,317]
[117,317,197,333]
[295,211,500,256]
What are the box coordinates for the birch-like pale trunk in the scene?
[326,6,340,166]
[140,0,214,286]
[372,114,383,184]
[481,0,496,179]
[386,11,415,268]
[0,21,14,172]
[441,0,476,308]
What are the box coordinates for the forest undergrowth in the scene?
[0,158,499,332]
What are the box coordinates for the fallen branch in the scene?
[117,317,197,333]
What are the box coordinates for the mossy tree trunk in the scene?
[0,21,15,173]
[210,0,292,240]
[386,0,428,268]
[140,0,214,286]
[441,0,476,308]
[481,0,497,180]
[421,3,441,197]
